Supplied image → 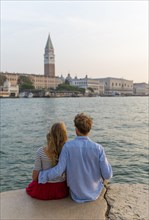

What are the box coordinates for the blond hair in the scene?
[45,122,68,166]
[74,113,93,135]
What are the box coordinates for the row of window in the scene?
[73,81,100,85]
[73,81,87,85]
[105,82,132,87]
[88,80,100,84]
[34,80,54,83]
[6,78,58,86]
[8,78,18,81]
[7,78,55,84]
[34,83,56,86]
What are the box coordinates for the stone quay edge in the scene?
[0,183,148,220]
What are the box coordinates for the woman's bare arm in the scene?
[32,170,39,181]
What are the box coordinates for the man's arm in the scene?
[99,147,113,180]
[38,145,68,184]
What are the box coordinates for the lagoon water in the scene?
[0,97,148,192]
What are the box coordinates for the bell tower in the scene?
[44,34,55,77]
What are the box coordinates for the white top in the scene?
[34,147,65,183]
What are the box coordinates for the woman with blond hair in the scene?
[26,122,69,200]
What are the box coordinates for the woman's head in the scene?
[46,122,68,166]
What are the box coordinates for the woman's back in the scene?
[35,147,65,183]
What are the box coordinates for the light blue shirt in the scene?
[39,136,112,203]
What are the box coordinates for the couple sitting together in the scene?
[26,113,112,203]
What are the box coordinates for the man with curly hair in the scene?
[39,113,112,203]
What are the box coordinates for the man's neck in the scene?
[76,129,88,136]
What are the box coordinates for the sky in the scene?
[1,0,148,83]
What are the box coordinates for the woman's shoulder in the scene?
[36,146,45,155]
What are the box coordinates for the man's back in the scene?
[64,136,112,202]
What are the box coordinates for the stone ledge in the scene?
[1,184,148,220]
[105,183,149,220]
[0,188,107,220]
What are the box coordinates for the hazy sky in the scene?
[1,0,148,83]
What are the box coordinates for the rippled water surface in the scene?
[0,97,148,192]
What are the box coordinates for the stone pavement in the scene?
[0,188,107,220]
[105,184,149,220]
[1,184,148,220]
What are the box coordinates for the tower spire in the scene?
[45,33,54,50]
[44,34,55,77]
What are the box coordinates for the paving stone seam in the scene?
[103,183,111,220]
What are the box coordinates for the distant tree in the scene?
[87,87,94,93]
[0,74,7,86]
[56,83,85,94]
[65,79,70,85]
[17,75,35,91]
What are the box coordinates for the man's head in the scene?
[74,113,93,136]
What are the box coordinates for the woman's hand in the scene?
[32,170,39,181]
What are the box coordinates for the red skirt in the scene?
[26,180,69,200]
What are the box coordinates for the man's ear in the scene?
[75,127,78,134]
[75,127,79,135]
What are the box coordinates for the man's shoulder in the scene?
[89,139,103,149]
[63,138,79,149]
[64,139,75,146]
[64,138,103,150]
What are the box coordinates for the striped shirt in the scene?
[34,147,65,183]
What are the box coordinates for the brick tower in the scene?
[44,34,55,77]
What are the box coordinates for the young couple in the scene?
[26,113,112,203]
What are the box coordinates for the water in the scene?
[0,97,148,192]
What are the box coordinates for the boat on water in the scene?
[28,92,33,98]
[19,92,33,98]
[19,92,26,98]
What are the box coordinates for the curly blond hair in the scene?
[45,122,68,166]
[74,113,93,135]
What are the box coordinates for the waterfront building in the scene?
[133,83,149,95]
[30,75,62,89]
[0,72,62,90]
[3,72,19,86]
[66,75,134,96]
[98,77,133,95]
[66,74,104,95]
[0,80,19,97]
[44,34,55,77]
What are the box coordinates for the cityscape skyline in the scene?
[1,1,148,83]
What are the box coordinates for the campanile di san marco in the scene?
[44,34,55,77]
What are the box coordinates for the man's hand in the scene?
[103,179,109,187]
